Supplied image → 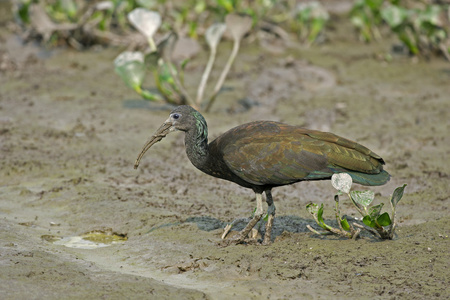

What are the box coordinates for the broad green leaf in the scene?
[381,4,407,28]
[114,51,145,90]
[340,218,350,231]
[391,184,407,208]
[331,173,353,194]
[363,215,376,228]
[144,52,159,69]
[368,203,384,219]
[350,190,375,207]
[366,0,384,10]
[307,203,327,229]
[416,5,441,27]
[377,212,392,226]
[205,23,226,50]
[60,0,77,19]
[159,63,176,83]
[225,14,253,42]
[128,8,161,39]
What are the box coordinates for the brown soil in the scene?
[1,11,449,300]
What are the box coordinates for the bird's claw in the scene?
[217,233,247,247]
[217,234,261,247]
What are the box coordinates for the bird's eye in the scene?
[172,113,180,120]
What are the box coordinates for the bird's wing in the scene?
[215,122,384,186]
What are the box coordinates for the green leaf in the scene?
[205,23,226,49]
[140,89,163,102]
[377,212,392,226]
[381,4,407,28]
[317,204,325,224]
[350,190,375,207]
[391,184,407,208]
[331,173,352,194]
[307,203,328,230]
[366,0,384,10]
[363,215,376,228]
[306,203,319,215]
[340,218,350,231]
[368,203,384,219]
[128,8,161,39]
[60,0,77,20]
[114,52,146,90]
[144,52,159,69]
[251,207,257,218]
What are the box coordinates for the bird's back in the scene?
[208,121,389,187]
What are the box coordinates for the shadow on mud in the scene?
[146,215,382,243]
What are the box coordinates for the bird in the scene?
[134,105,390,245]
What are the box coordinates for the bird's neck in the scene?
[184,113,210,171]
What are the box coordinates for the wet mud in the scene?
[1,14,449,300]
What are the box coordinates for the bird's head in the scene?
[165,105,200,132]
[134,105,207,169]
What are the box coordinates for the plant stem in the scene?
[334,195,345,232]
[311,213,351,238]
[148,37,157,52]
[196,47,217,107]
[166,62,196,108]
[306,225,331,235]
[205,38,241,112]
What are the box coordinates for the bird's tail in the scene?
[345,170,391,186]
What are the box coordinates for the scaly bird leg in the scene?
[219,193,264,246]
[262,190,276,245]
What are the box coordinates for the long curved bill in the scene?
[134,121,173,169]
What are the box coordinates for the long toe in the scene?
[262,215,274,245]
[217,232,247,247]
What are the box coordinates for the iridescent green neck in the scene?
[184,110,209,172]
[192,110,208,156]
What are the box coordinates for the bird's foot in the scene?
[217,229,261,247]
[218,214,263,247]
[217,233,247,247]
[262,214,274,245]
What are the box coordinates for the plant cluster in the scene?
[307,173,407,240]
[13,0,329,47]
[114,9,252,110]
[350,0,450,60]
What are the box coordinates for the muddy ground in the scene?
[1,8,449,300]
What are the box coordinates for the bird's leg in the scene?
[220,193,264,246]
[236,192,264,240]
[262,190,276,245]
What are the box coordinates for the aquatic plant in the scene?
[293,1,329,46]
[350,0,450,60]
[307,173,407,240]
[204,13,252,112]
[350,0,384,42]
[114,8,252,110]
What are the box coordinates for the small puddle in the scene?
[42,229,127,249]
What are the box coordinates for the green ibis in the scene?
[134,105,390,245]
